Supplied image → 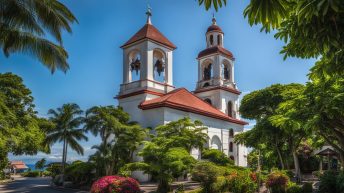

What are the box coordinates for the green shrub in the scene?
[65,160,95,186]
[22,171,40,177]
[226,170,257,193]
[213,176,228,193]
[302,182,313,193]
[319,170,337,193]
[201,149,234,166]
[46,163,62,178]
[286,183,302,193]
[266,171,289,193]
[191,161,221,193]
[336,172,344,193]
[42,170,51,177]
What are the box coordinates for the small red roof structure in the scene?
[139,88,247,125]
[11,161,28,170]
[198,46,234,59]
[207,25,223,33]
[121,23,176,50]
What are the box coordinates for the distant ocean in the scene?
[26,164,36,171]
[26,164,48,171]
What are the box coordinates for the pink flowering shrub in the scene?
[90,176,140,193]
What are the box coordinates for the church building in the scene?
[117,9,248,181]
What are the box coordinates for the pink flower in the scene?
[91,176,140,193]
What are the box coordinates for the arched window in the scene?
[211,135,222,150]
[217,34,222,46]
[221,61,230,80]
[229,142,233,152]
[209,35,214,46]
[204,98,212,105]
[228,101,233,117]
[229,129,234,137]
[203,82,210,88]
[128,50,141,82]
[153,49,165,82]
[203,62,213,80]
[230,155,234,160]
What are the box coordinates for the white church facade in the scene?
[116,10,248,181]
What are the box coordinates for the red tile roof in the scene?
[207,25,223,33]
[121,24,176,49]
[11,161,28,169]
[198,46,234,59]
[139,88,247,125]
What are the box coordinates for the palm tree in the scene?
[0,0,77,73]
[35,158,46,176]
[46,103,88,177]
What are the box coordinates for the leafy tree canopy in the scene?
[0,0,77,73]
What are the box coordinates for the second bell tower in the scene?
[194,16,241,119]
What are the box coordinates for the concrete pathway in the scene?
[0,176,88,193]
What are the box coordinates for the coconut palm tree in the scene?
[46,103,87,177]
[35,158,46,176]
[0,0,77,73]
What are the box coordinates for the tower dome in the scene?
[207,16,223,34]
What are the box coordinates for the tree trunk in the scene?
[157,178,170,193]
[62,138,66,174]
[292,149,301,183]
[276,147,285,170]
[64,143,68,165]
[339,152,344,171]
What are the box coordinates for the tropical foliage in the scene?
[46,103,88,176]
[0,0,77,73]
[0,73,49,179]
[201,149,234,166]
[86,106,147,176]
[235,84,308,180]
[64,160,95,187]
[125,118,208,193]
[191,161,221,193]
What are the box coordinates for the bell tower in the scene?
[118,7,176,98]
[194,16,241,119]
[117,8,176,123]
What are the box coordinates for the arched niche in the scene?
[229,129,234,138]
[204,98,212,105]
[209,34,214,46]
[202,59,213,81]
[128,50,141,82]
[229,142,233,152]
[153,49,166,82]
[210,135,222,150]
[221,59,231,80]
[228,101,233,117]
[217,34,222,46]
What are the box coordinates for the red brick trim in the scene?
[116,89,164,99]
[194,86,241,95]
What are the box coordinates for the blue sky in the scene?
[1,0,315,164]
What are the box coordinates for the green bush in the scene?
[265,171,290,193]
[286,183,302,193]
[201,149,234,166]
[46,163,62,178]
[191,161,221,193]
[336,172,344,193]
[226,170,257,193]
[319,171,338,193]
[42,170,51,177]
[302,182,313,193]
[22,171,40,177]
[65,160,95,186]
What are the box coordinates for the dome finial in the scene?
[212,13,217,25]
[146,4,152,24]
